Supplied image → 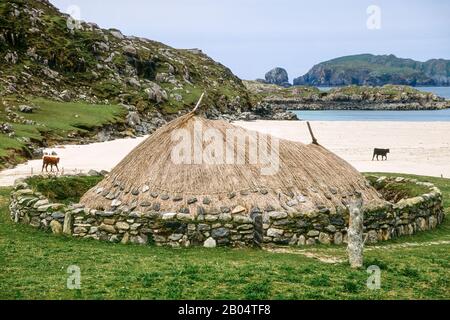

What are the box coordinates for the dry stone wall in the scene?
[9,176,445,247]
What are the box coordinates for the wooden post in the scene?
[347,193,364,268]
[307,122,319,145]
[192,92,205,113]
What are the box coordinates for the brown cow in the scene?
[42,155,60,172]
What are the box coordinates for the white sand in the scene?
[1,121,449,186]
[0,136,148,186]
[235,121,450,179]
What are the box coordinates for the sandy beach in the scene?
[0,136,148,186]
[236,121,450,178]
[1,121,449,186]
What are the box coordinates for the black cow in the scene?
[372,148,390,161]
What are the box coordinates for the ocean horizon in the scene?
[292,108,450,121]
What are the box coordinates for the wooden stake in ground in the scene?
[192,92,205,113]
[307,122,319,145]
[347,193,364,268]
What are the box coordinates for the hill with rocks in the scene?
[258,67,291,87]
[294,54,450,87]
[244,81,449,111]
[0,0,255,120]
[0,0,295,168]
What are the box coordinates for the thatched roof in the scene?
[80,112,385,215]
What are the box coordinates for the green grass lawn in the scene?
[0,98,126,166]
[0,173,448,300]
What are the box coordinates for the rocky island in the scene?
[244,81,449,111]
[293,54,450,87]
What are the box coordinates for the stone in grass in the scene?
[297,235,306,246]
[203,237,217,248]
[318,232,331,244]
[50,220,63,235]
[19,105,34,113]
[333,232,343,245]
[121,232,130,244]
[366,230,378,244]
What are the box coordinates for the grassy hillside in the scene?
[0,0,256,168]
[0,173,448,299]
[0,0,251,114]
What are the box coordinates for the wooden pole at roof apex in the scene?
[307,121,319,145]
[192,92,205,113]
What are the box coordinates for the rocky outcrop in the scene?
[264,68,291,87]
[246,83,449,111]
[294,54,450,86]
[0,0,296,170]
[0,0,254,124]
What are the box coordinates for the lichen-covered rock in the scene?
[203,237,216,248]
[267,228,284,238]
[116,221,130,230]
[99,223,116,234]
[319,232,331,244]
[50,220,63,234]
[265,67,290,87]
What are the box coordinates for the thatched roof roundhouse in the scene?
[80,113,385,216]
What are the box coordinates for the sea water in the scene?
[292,109,450,121]
[293,86,450,121]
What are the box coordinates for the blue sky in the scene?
[50,0,450,81]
